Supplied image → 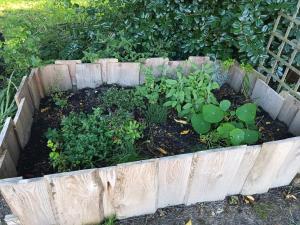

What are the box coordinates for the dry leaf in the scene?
[174,118,188,125]
[158,147,168,155]
[245,195,255,203]
[180,130,190,135]
[285,194,297,200]
[40,107,50,113]
[185,219,192,225]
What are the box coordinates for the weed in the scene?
[52,91,68,109]
[145,104,168,125]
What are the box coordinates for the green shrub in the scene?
[46,108,144,172]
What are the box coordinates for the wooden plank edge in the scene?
[4,214,21,225]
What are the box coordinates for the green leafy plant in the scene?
[145,104,168,125]
[191,100,260,147]
[100,216,116,225]
[46,108,144,172]
[52,91,68,109]
[241,63,254,98]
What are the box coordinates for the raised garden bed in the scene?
[0,57,300,225]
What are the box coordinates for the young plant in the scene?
[52,91,68,109]
[241,63,254,98]
[145,104,168,125]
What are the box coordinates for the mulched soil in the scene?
[17,84,293,178]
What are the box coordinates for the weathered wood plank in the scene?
[95,58,118,84]
[4,214,21,225]
[28,69,41,109]
[166,60,190,77]
[251,79,284,119]
[139,58,168,84]
[289,110,300,136]
[227,145,261,195]
[39,64,72,95]
[0,150,17,178]
[55,60,81,88]
[13,98,33,148]
[98,166,117,218]
[14,76,34,115]
[113,160,158,219]
[107,62,140,86]
[45,169,104,225]
[0,178,57,225]
[0,118,21,165]
[227,65,245,92]
[185,146,246,205]
[34,68,45,98]
[75,63,102,89]
[157,154,193,208]
[272,137,300,188]
[188,56,210,66]
[242,139,295,195]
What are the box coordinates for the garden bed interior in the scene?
[0,57,300,225]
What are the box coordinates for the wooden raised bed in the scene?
[0,57,300,225]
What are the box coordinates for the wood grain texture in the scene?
[14,76,34,115]
[45,169,104,225]
[113,160,158,219]
[0,178,57,225]
[272,137,300,188]
[39,64,72,95]
[34,68,45,98]
[0,117,20,165]
[28,69,41,109]
[13,98,33,148]
[107,62,140,86]
[242,139,295,195]
[139,58,168,84]
[227,64,245,92]
[227,145,261,195]
[185,146,247,205]
[55,60,81,87]
[95,58,118,83]
[0,150,17,178]
[158,154,193,208]
[278,91,300,126]
[75,63,102,89]
[98,166,117,218]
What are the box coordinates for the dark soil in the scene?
[17,84,293,178]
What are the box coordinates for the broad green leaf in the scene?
[243,129,259,144]
[202,104,224,123]
[217,123,235,139]
[230,128,245,145]
[166,79,177,85]
[191,113,211,134]
[236,103,257,123]
[220,100,231,111]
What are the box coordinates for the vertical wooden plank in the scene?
[34,68,45,98]
[0,118,21,165]
[113,160,158,219]
[251,79,284,119]
[165,60,190,77]
[289,110,300,135]
[28,69,41,109]
[45,169,104,225]
[185,146,246,205]
[55,60,82,88]
[13,98,33,148]
[98,166,117,218]
[0,150,17,178]
[95,58,119,83]
[39,64,72,95]
[227,65,245,92]
[157,154,193,208]
[242,139,295,195]
[0,178,57,225]
[139,58,168,84]
[278,91,300,126]
[75,63,102,89]
[107,62,140,86]
[227,145,261,195]
[14,76,34,115]
[272,137,300,188]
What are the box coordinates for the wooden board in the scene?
[188,56,210,67]
[0,117,21,165]
[4,214,21,225]
[107,62,140,86]
[14,76,34,115]
[39,64,72,95]
[55,60,81,88]
[139,58,168,84]
[185,146,246,205]
[13,98,33,148]
[227,145,261,195]
[0,150,17,178]
[75,63,102,89]
[272,137,300,188]
[241,139,295,195]
[157,154,193,208]
[227,65,245,92]
[98,166,117,218]
[278,91,300,126]
[289,110,300,136]
[45,169,104,225]
[165,61,190,77]
[95,58,118,83]
[28,69,41,109]
[113,160,158,219]
[0,178,57,225]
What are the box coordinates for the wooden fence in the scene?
[0,57,300,225]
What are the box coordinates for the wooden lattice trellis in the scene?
[258,0,300,99]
